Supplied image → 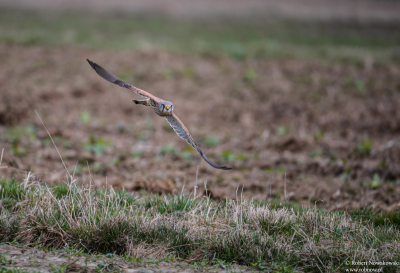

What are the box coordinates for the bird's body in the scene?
[87,59,231,170]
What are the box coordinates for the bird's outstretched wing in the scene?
[165,114,232,170]
[87,59,161,103]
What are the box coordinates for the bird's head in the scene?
[159,101,174,116]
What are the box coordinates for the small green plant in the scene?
[309,150,323,158]
[162,69,174,80]
[42,136,71,148]
[159,143,177,156]
[136,130,152,141]
[110,156,122,166]
[0,179,26,202]
[276,125,287,136]
[243,68,257,83]
[210,258,231,270]
[131,150,142,158]
[5,125,36,143]
[204,135,220,147]
[9,142,28,157]
[346,77,366,92]
[83,135,112,156]
[0,254,13,266]
[5,125,37,156]
[181,66,194,78]
[89,162,105,174]
[179,150,191,160]
[250,257,268,270]
[356,140,372,156]
[163,255,178,263]
[62,245,85,255]
[69,164,84,176]
[224,43,246,60]
[314,129,324,141]
[52,183,70,199]
[370,173,381,189]
[122,255,143,266]
[191,259,209,270]
[94,262,122,273]
[157,144,192,160]
[80,111,91,124]
[354,79,366,92]
[265,166,285,174]
[221,150,247,161]
[147,256,163,266]
[271,262,298,273]
[49,263,68,273]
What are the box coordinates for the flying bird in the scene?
[87,59,232,170]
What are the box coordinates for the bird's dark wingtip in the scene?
[198,149,232,170]
[86,59,96,70]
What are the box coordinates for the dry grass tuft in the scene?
[0,177,399,272]
[126,242,168,259]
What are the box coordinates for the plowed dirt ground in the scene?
[1,44,400,211]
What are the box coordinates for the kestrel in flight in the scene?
[87,59,232,170]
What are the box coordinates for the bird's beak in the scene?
[165,106,170,110]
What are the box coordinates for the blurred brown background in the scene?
[2,0,400,20]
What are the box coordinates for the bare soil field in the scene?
[1,44,400,212]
